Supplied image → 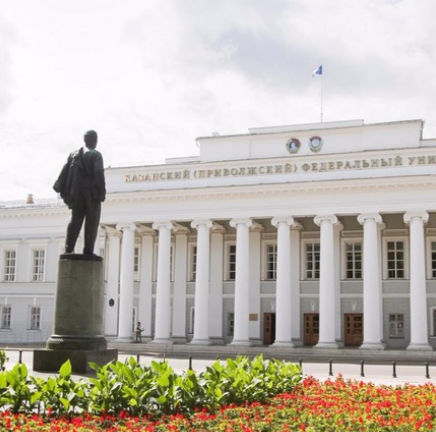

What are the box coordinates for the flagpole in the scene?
[320,71,323,123]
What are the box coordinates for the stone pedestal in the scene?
[33,254,118,374]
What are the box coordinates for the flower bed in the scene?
[1,376,435,431]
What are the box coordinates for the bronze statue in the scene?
[54,130,106,254]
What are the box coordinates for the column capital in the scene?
[191,219,213,230]
[271,216,295,227]
[101,225,122,238]
[404,211,429,224]
[230,218,253,229]
[152,221,173,231]
[116,222,136,232]
[357,213,383,225]
[314,215,338,226]
[135,224,156,237]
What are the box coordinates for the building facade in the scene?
[2,119,436,350]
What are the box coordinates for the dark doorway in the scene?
[263,313,276,345]
[304,313,319,346]
[344,313,364,346]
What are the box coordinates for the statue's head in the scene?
[84,130,98,149]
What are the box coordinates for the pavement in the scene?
[2,344,436,386]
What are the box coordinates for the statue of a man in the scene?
[54,130,106,254]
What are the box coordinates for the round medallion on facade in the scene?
[309,136,323,152]
[286,138,301,154]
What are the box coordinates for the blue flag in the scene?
[312,65,322,77]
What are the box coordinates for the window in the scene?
[345,242,362,279]
[432,308,436,336]
[228,244,236,280]
[32,249,45,282]
[189,307,195,334]
[265,243,277,280]
[389,314,404,338]
[430,241,436,278]
[386,241,405,279]
[4,250,16,282]
[189,246,197,282]
[227,312,235,336]
[170,245,174,282]
[132,307,138,333]
[305,242,320,279]
[29,306,41,330]
[1,306,11,329]
[134,246,140,280]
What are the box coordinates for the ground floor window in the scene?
[189,307,195,334]
[227,312,234,336]
[432,308,436,337]
[29,306,41,330]
[389,314,404,338]
[1,305,11,329]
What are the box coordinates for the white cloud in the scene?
[0,0,435,201]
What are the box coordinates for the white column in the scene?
[249,223,263,343]
[116,223,136,342]
[137,226,155,341]
[314,215,339,348]
[152,221,173,342]
[229,218,252,345]
[104,228,121,336]
[291,224,302,342]
[271,217,294,347]
[209,225,225,343]
[334,223,343,342]
[172,225,189,342]
[358,213,384,349]
[404,211,431,350]
[191,220,213,344]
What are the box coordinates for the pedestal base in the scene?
[33,348,118,374]
[34,254,118,374]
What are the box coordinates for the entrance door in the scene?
[263,313,276,345]
[304,313,319,346]
[344,313,364,346]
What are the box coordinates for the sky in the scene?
[0,0,435,202]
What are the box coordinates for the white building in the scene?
[2,118,436,350]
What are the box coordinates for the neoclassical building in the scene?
[2,118,436,351]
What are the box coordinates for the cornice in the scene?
[105,175,436,204]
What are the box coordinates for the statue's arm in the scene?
[94,152,106,202]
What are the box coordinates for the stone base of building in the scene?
[315,341,339,349]
[272,341,295,348]
[190,338,212,345]
[33,348,118,374]
[230,340,253,346]
[407,343,433,351]
[360,342,385,350]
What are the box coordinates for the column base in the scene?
[272,341,295,348]
[315,341,339,349]
[190,338,212,345]
[230,340,253,346]
[360,342,385,350]
[407,343,433,351]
